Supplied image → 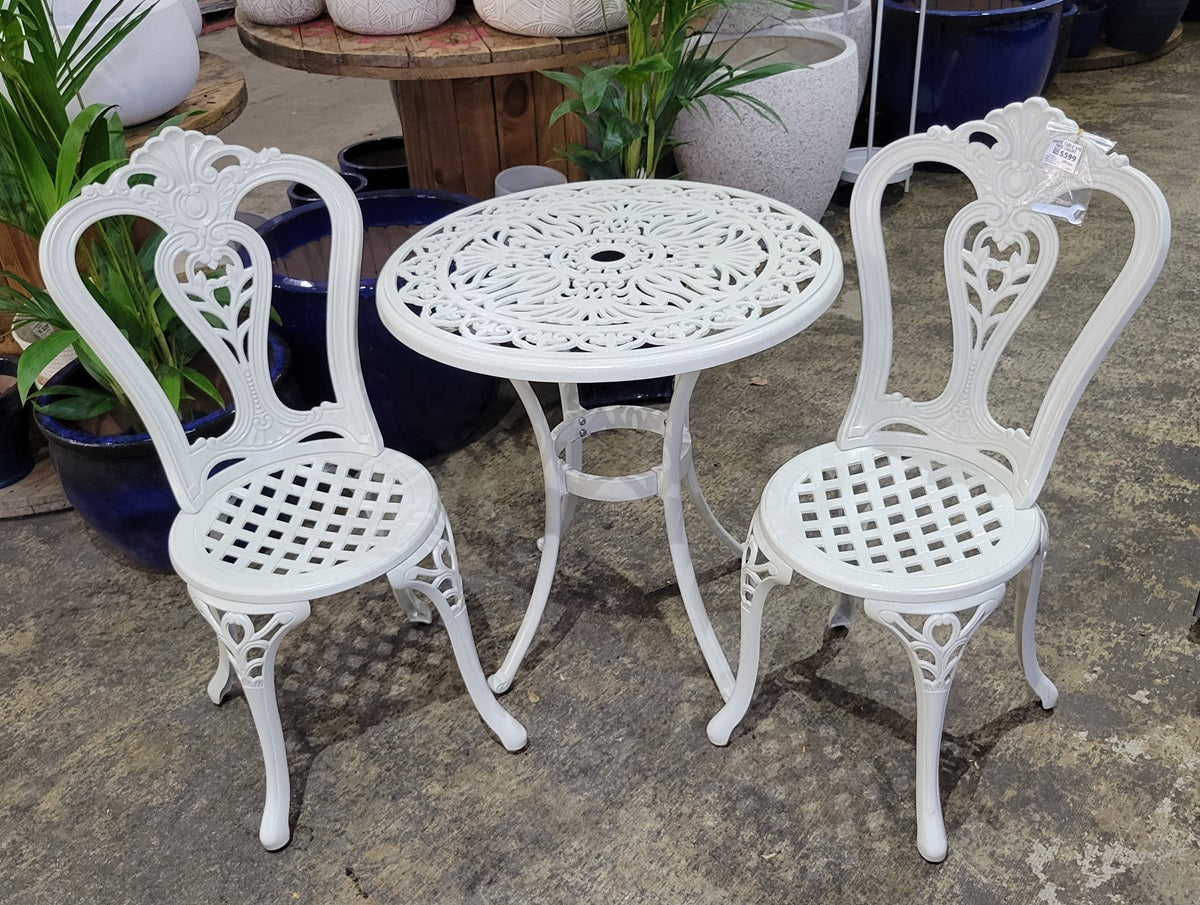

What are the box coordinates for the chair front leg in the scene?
[707,512,794,746]
[391,508,528,753]
[190,588,310,851]
[863,586,1005,863]
[1013,515,1057,708]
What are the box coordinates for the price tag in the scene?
[1043,138,1084,174]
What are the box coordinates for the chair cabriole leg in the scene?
[863,587,1005,862]
[190,589,310,851]
[392,509,528,752]
[707,514,793,746]
[207,641,234,705]
[1013,518,1057,708]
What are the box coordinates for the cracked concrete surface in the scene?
[1,21,1198,905]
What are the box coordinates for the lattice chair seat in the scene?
[758,444,1042,603]
[173,450,439,602]
[38,128,526,851]
[707,98,1171,863]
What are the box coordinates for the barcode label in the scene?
[1043,138,1083,173]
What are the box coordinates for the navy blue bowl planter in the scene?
[0,355,34,489]
[35,335,291,572]
[1104,0,1188,52]
[256,189,502,462]
[286,171,367,209]
[877,0,1065,143]
[337,136,410,191]
[1068,0,1108,56]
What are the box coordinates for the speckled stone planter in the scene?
[238,0,326,26]
[707,0,873,102]
[326,0,454,35]
[672,26,858,219]
[472,0,627,36]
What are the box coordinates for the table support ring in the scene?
[487,375,736,701]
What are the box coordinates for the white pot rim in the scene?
[690,25,857,73]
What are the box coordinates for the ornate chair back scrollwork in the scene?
[706,98,1170,862]
[39,127,526,851]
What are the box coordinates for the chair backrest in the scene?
[39,127,382,512]
[842,97,1170,508]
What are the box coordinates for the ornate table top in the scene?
[378,180,844,383]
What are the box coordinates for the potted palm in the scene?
[0,0,274,569]
[538,0,814,406]
[542,0,809,180]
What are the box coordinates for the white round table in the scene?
[378,179,844,700]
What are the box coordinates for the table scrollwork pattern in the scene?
[386,181,830,355]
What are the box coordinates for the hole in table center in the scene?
[590,249,626,263]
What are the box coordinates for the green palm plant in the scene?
[542,0,812,179]
[0,0,213,423]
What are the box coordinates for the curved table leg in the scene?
[488,379,568,694]
[662,371,735,701]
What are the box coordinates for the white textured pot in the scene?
[180,0,203,34]
[55,0,200,126]
[708,0,872,103]
[672,26,858,220]
[327,0,454,34]
[238,0,326,26]
[473,0,626,36]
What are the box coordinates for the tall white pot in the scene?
[708,0,872,103]
[54,0,200,126]
[672,27,858,220]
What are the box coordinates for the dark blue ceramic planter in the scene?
[1104,0,1187,52]
[337,136,410,191]
[36,336,290,572]
[878,0,1064,143]
[256,189,502,462]
[1068,0,1107,55]
[0,355,34,489]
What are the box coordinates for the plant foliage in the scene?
[0,0,210,423]
[544,0,813,179]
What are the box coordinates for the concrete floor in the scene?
[2,18,1198,905]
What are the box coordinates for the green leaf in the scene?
[33,386,114,420]
[182,366,223,409]
[15,328,79,401]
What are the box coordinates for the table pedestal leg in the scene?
[661,372,735,701]
[488,374,735,701]
[488,379,567,695]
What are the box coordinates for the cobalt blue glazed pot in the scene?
[877,0,1064,143]
[35,335,290,572]
[256,189,502,462]
[1043,1,1077,88]
[0,355,34,489]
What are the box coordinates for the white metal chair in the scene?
[707,98,1170,861]
[39,128,527,850]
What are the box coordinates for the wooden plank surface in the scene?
[125,52,248,149]
[237,4,625,81]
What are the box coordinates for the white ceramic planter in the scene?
[473,0,627,36]
[238,0,326,26]
[672,26,858,220]
[327,0,454,34]
[708,0,872,103]
[55,0,199,126]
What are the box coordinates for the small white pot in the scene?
[327,0,455,34]
[672,26,859,220]
[472,0,627,37]
[708,0,872,103]
[56,0,200,126]
[238,0,326,26]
